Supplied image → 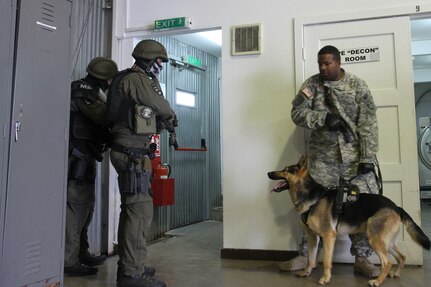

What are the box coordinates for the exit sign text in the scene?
[154,17,192,30]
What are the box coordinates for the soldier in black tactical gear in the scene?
[64,57,118,276]
[108,39,177,287]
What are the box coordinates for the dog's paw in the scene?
[368,279,381,287]
[318,275,331,285]
[389,270,400,278]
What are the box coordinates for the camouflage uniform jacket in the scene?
[111,65,176,148]
[291,70,378,166]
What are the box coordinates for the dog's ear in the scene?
[298,155,307,168]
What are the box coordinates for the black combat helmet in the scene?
[132,39,169,62]
[86,57,118,80]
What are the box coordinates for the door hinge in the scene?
[302,47,306,61]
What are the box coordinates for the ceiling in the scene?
[172,30,222,58]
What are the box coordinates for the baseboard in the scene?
[220,248,298,261]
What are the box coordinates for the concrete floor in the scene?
[64,202,431,287]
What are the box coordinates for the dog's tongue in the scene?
[271,181,287,192]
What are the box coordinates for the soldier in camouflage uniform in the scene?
[281,45,380,278]
[65,57,118,276]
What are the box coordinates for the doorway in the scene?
[411,18,431,201]
[297,16,422,264]
[109,30,223,243]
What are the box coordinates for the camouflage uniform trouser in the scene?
[110,149,154,277]
[298,160,379,258]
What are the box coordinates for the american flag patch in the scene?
[301,87,313,99]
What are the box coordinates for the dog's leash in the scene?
[345,156,383,195]
[335,157,383,214]
[373,156,383,196]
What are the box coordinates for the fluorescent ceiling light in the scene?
[197,30,222,46]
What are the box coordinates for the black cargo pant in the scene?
[110,149,153,277]
[64,179,95,267]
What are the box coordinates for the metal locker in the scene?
[0,0,71,286]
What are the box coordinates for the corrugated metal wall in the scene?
[69,0,111,254]
[134,36,222,240]
[70,0,111,80]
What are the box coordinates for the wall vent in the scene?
[231,24,261,56]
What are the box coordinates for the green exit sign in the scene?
[185,56,202,67]
[154,17,192,31]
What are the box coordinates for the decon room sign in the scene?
[340,47,380,64]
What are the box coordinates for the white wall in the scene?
[112,0,431,252]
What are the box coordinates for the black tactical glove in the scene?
[325,113,343,131]
[358,162,375,175]
[147,143,157,160]
[169,133,179,149]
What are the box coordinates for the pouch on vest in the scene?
[134,105,156,135]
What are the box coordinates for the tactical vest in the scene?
[70,80,102,142]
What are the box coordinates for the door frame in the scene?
[294,4,431,89]
[293,5,431,264]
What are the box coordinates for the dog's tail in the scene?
[399,207,431,250]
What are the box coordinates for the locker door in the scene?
[0,0,16,269]
[0,0,71,286]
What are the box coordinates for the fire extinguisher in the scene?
[152,156,171,179]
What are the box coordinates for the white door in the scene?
[297,16,422,264]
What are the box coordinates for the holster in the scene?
[111,143,152,194]
[118,169,151,194]
[69,148,92,184]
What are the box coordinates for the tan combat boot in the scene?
[353,256,380,278]
[279,255,308,272]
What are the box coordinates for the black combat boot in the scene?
[79,254,107,266]
[143,266,156,277]
[117,273,166,287]
[64,263,98,276]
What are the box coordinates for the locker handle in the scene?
[14,121,21,142]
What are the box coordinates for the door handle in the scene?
[14,121,21,142]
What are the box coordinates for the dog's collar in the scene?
[300,188,334,226]
[300,200,319,226]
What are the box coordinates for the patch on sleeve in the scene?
[301,87,313,99]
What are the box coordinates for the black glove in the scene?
[325,113,343,131]
[147,143,157,160]
[358,162,375,175]
[169,133,179,149]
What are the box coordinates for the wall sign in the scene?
[154,17,192,31]
[340,47,380,64]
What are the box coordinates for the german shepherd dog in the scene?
[267,156,430,287]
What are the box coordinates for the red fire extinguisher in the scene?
[152,158,171,179]
[150,135,175,206]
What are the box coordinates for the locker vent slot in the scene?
[24,241,42,275]
[231,24,262,56]
[37,2,57,32]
